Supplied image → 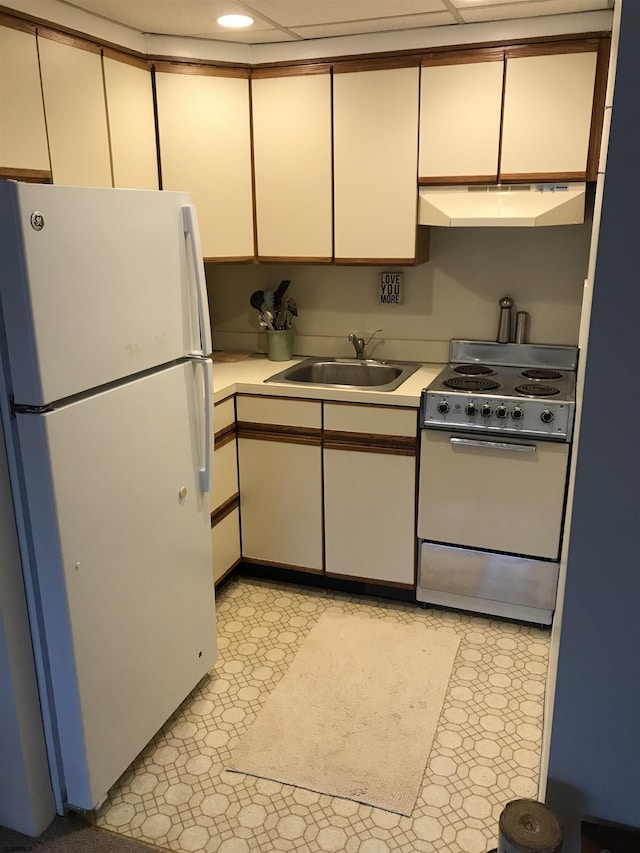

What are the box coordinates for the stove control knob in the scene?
[511,407,523,421]
[541,410,555,424]
[480,404,492,418]
[465,403,477,416]
[496,405,508,419]
[437,400,450,414]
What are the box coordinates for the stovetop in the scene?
[421,340,578,441]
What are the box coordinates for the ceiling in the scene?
[61,0,613,44]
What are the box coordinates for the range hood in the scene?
[418,182,586,227]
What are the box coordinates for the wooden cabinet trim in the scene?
[499,171,588,184]
[0,168,52,183]
[211,492,240,527]
[421,48,504,66]
[153,61,249,78]
[324,433,417,457]
[0,10,35,33]
[103,46,150,70]
[334,256,418,266]
[36,26,102,54]
[214,425,236,449]
[257,255,333,264]
[333,57,421,74]
[586,37,611,181]
[251,64,331,79]
[324,570,414,590]
[205,255,256,264]
[504,38,601,60]
[214,393,235,407]
[238,422,322,446]
[419,174,498,186]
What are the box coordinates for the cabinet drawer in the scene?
[237,395,321,429]
[214,395,235,435]
[324,402,417,438]
[210,439,238,514]
[212,508,240,584]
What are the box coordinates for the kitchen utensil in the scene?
[250,290,264,310]
[263,289,275,312]
[274,279,291,307]
[261,307,276,330]
[515,311,529,344]
[497,295,514,343]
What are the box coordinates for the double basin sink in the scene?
[265,357,419,392]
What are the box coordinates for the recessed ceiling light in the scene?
[217,14,254,28]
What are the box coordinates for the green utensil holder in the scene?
[266,329,294,361]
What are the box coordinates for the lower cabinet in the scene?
[224,393,418,588]
[237,395,323,571]
[323,403,418,587]
[324,448,416,586]
[210,396,240,584]
[211,508,240,584]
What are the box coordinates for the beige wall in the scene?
[207,209,593,363]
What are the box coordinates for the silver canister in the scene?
[515,311,529,344]
[497,296,514,343]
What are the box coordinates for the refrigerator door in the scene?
[15,362,216,810]
[0,182,210,406]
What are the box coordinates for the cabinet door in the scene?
[103,52,158,190]
[324,448,416,586]
[252,70,332,261]
[419,56,503,184]
[238,437,323,570]
[0,24,50,177]
[333,65,420,263]
[155,67,254,261]
[237,395,322,571]
[212,508,240,584]
[500,49,598,180]
[38,35,112,187]
[323,403,417,586]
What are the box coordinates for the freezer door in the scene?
[15,362,216,810]
[0,183,210,405]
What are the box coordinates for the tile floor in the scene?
[94,577,550,853]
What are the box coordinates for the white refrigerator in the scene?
[0,182,217,815]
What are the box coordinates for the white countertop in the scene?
[212,355,443,407]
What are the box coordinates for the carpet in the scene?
[228,611,460,815]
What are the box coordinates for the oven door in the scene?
[417,429,570,559]
[417,429,570,623]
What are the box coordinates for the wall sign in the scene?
[379,272,403,305]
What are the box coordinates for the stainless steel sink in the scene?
[265,358,420,392]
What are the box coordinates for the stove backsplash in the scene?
[206,219,592,362]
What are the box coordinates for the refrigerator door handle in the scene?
[198,357,212,493]
[182,205,212,357]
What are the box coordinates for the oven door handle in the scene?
[449,437,537,453]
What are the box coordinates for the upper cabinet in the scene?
[419,53,503,184]
[251,68,333,262]
[38,32,112,187]
[419,41,603,186]
[102,51,158,190]
[0,22,50,180]
[155,65,254,261]
[500,46,599,181]
[333,63,425,265]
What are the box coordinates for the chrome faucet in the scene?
[348,330,382,360]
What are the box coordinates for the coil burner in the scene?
[442,376,501,393]
[520,368,564,381]
[514,383,560,397]
[453,364,496,376]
